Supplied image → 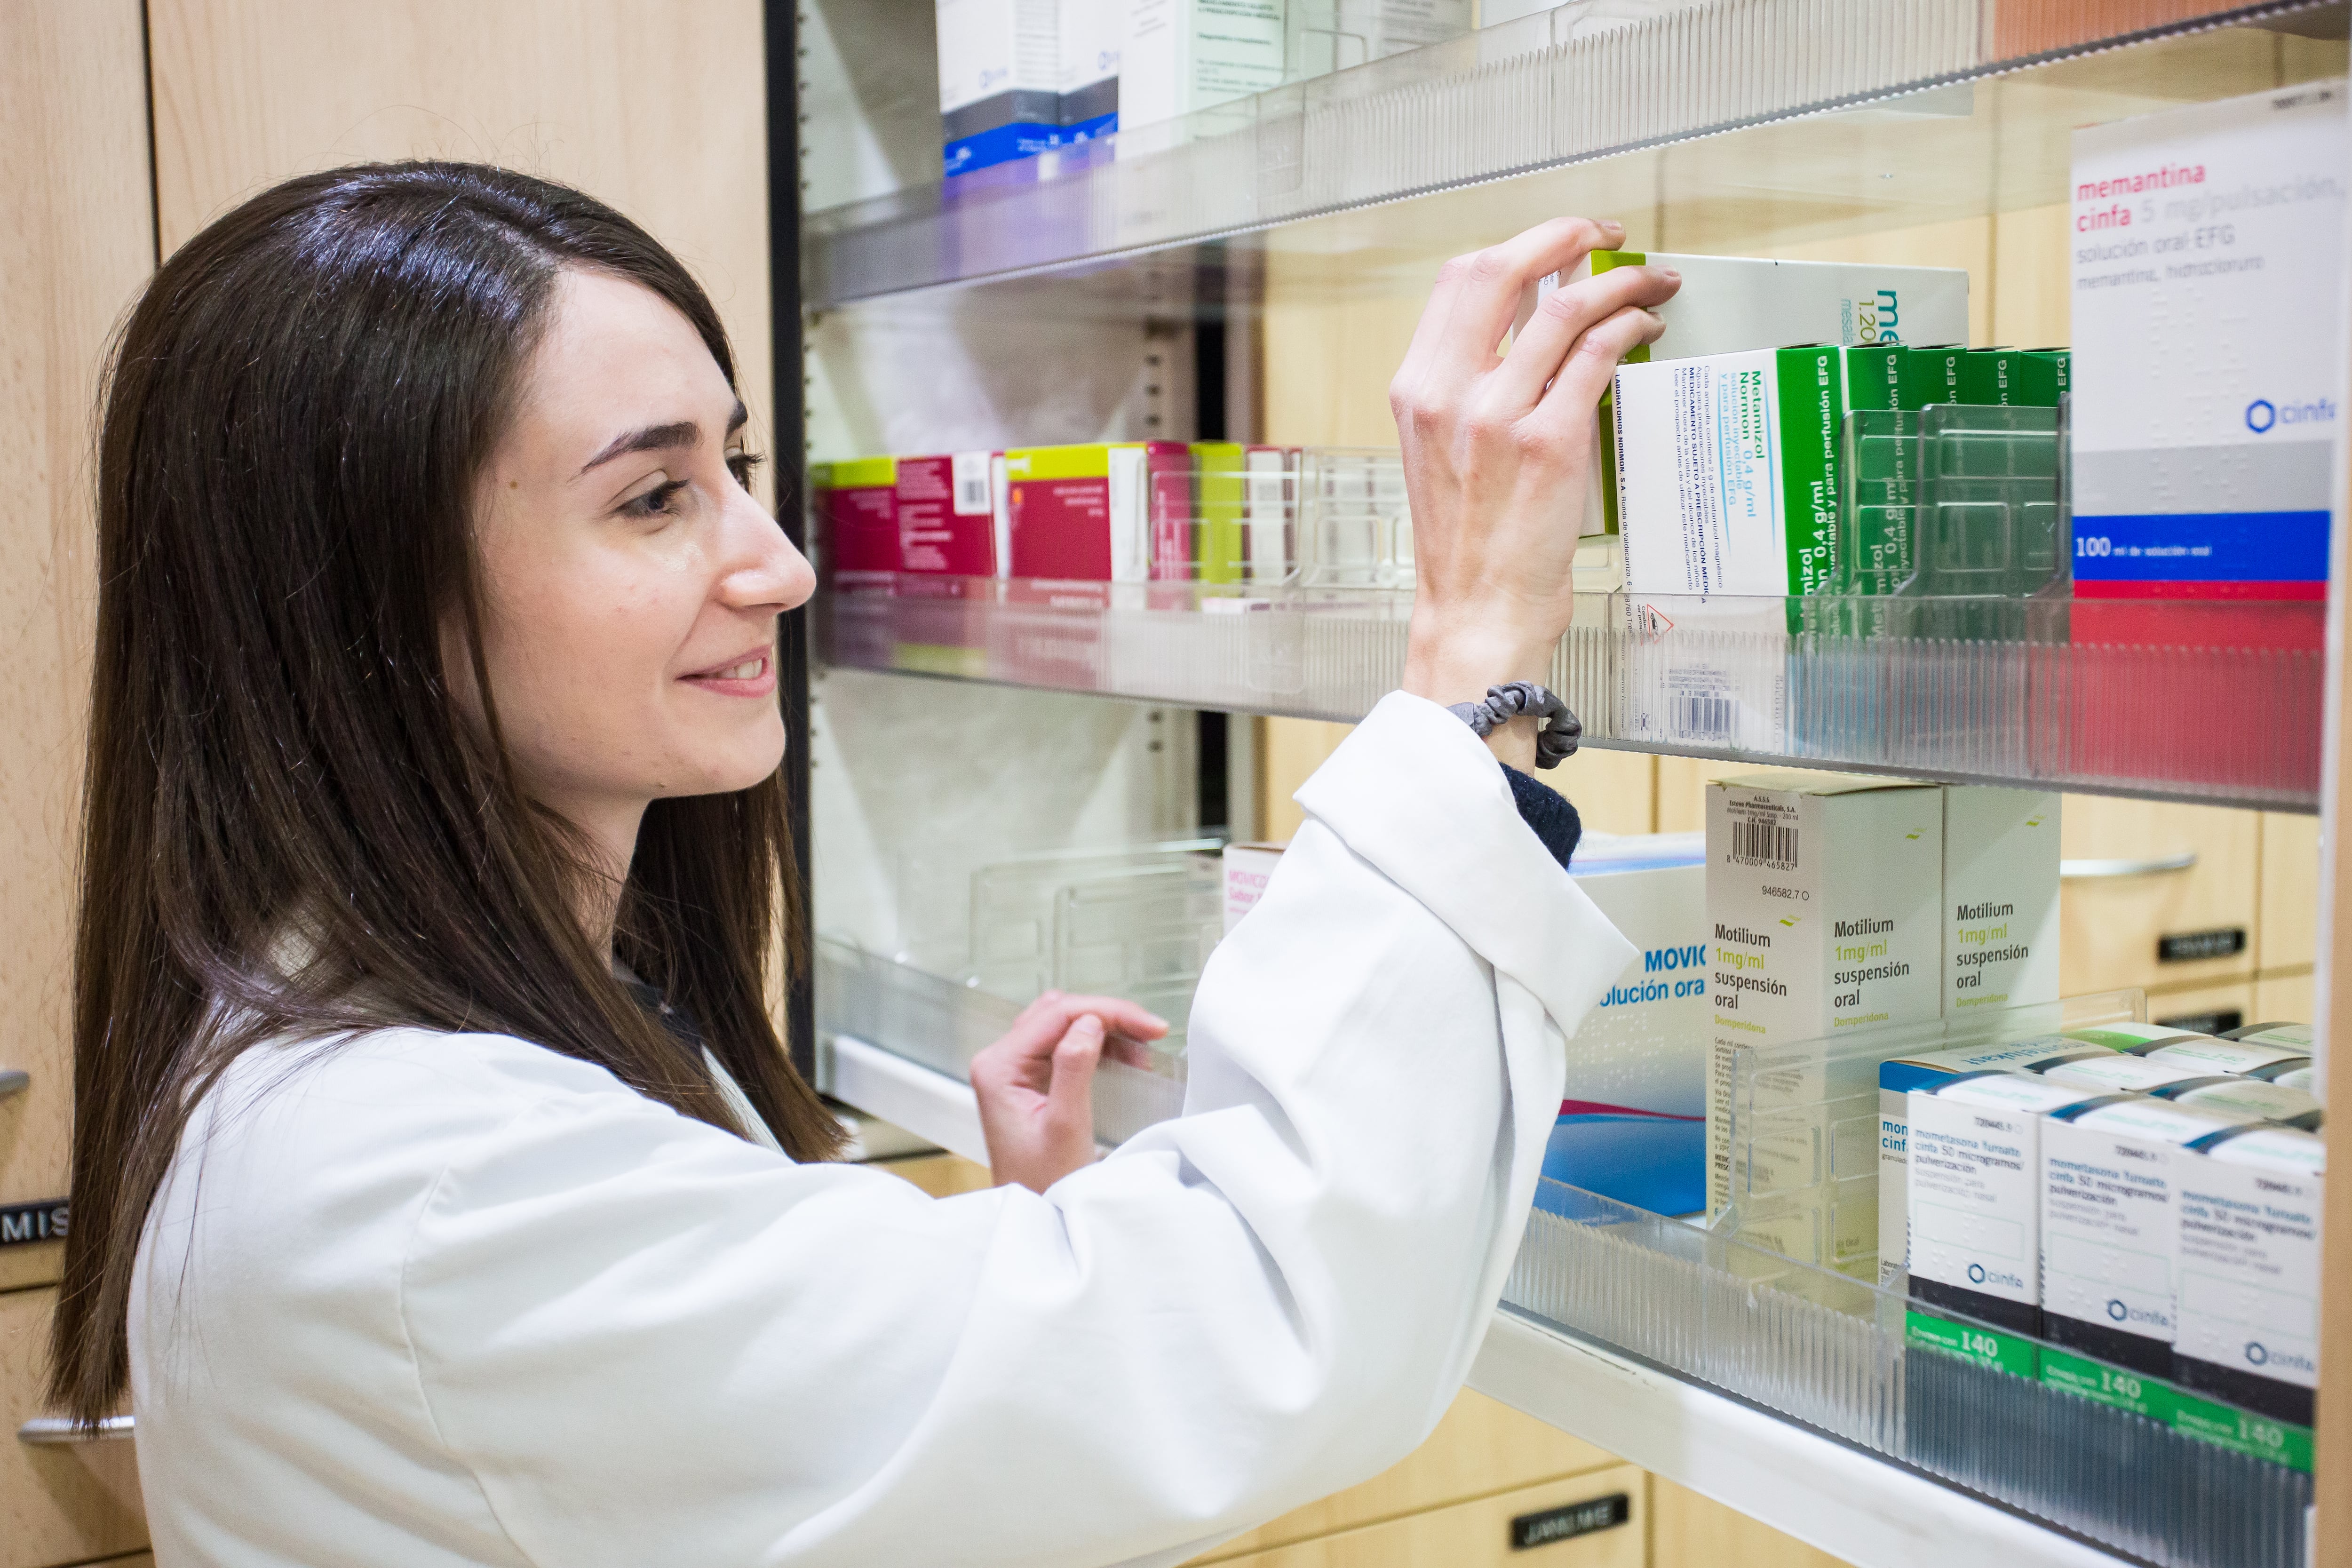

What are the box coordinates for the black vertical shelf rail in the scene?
[764,0,816,1082]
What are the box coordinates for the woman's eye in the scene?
[621,478,689,519]
[728,450,767,491]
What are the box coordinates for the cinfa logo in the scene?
[2107,1299,2129,1323]
[2246,397,2337,433]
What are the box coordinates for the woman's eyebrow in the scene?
[575,400,750,478]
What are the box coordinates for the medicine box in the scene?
[1546,832,1708,1216]
[813,457,902,589]
[1119,0,1287,135]
[2070,80,2347,606]
[1907,1071,2114,1336]
[2174,1125,2325,1425]
[1941,788,2060,1018]
[1220,842,1285,933]
[2222,1021,2314,1051]
[1060,0,1121,137]
[2041,1052,2232,1095]
[1705,772,1942,1216]
[1616,346,1848,598]
[1001,441,1189,581]
[2041,1097,2258,1375]
[1876,1035,2119,1284]
[2139,1035,2312,1078]
[938,0,1066,177]
[895,453,1000,576]
[2159,1077,2323,1130]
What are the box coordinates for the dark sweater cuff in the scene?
[1502,765,1582,868]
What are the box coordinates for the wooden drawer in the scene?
[1,1287,144,1568]
[1204,1465,1645,1568]
[2253,969,2317,1028]
[1190,1390,1623,1563]
[2143,979,2257,1039]
[1652,1474,1853,1567]
[2257,813,2321,973]
[2060,799,2259,996]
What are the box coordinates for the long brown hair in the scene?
[51,161,843,1425]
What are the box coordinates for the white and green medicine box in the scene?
[1616,345,1848,598]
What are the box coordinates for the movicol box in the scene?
[1705,772,1942,1217]
[1119,0,1287,135]
[1942,788,2061,1019]
[2071,80,2347,613]
[1220,841,1284,933]
[1907,1071,2115,1336]
[1524,251,1969,537]
[938,0,1066,177]
[2041,1096,2261,1376]
[1876,1034,2121,1285]
[2174,1124,2325,1425]
[1545,832,1708,1216]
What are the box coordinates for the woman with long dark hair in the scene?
[56,161,1673,1565]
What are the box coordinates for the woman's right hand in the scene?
[1390,217,1679,770]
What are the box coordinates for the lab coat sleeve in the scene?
[397,691,1634,1568]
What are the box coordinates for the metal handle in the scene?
[17,1415,134,1445]
[2060,852,2197,880]
[0,1068,26,1099]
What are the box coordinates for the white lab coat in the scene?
[129,692,1633,1567]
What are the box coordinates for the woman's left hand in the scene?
[970,991,1169,1193]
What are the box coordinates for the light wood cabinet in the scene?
[1,1288,145,1568]
[873,1151,996,1198]
[1651,1474,1853,1568]
[1190,1390,1623,1564]
[2253,968,2317,1028]
[2258,812,2322,973]
[2142,978,2258,1038]
[2059,798,2261,997]
[1202,1465,1646,1568]
[0,0,157,1297]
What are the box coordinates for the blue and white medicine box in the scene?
[1543,832,1708,1216]
[938,0,1066,177]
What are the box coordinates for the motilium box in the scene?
[1705,772,1941,1217]
[2071,80,2346,612]
[1119,0,1287,135]
[1548,833,1708,1217]
[1907,1071,2111,1336]
[1942,788,2061,1018]
[1876,1035,2120,1284]
[2042,1097,2259,1375]
[2174,1125,2325,1425]
[938,0,1065,177]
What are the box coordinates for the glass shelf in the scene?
[815,579,2325,811]
[803,1,2338,310]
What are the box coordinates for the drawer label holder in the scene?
[0,1198,67,1247]
[1511,1492,1631,1550]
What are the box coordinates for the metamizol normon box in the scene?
[1544,832,1708,1216]
[2069,80,2347,604]
[1616,346,1849,598]
[1876,1034,2119,1284]
[1907,1071,2113,1336]
[1942,788,2061,1018]
[2041,1097,2260,1376]
[1705,772,1941,1217]
[2173,1124,2324,1425]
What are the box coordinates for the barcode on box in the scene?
[1678,692,1733,740]
[951,450,992,516]
[1731,819,1799,869]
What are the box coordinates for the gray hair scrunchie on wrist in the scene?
[1445,682,1582,770]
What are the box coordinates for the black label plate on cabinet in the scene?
[2158,928,2247,963]
[1511,1492,1630,1550]
[2156,1008,2245,1037]
[0,1198,68,1247]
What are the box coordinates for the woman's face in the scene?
[465,269,810,853]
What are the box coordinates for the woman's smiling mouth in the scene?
[683,650,775,696]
